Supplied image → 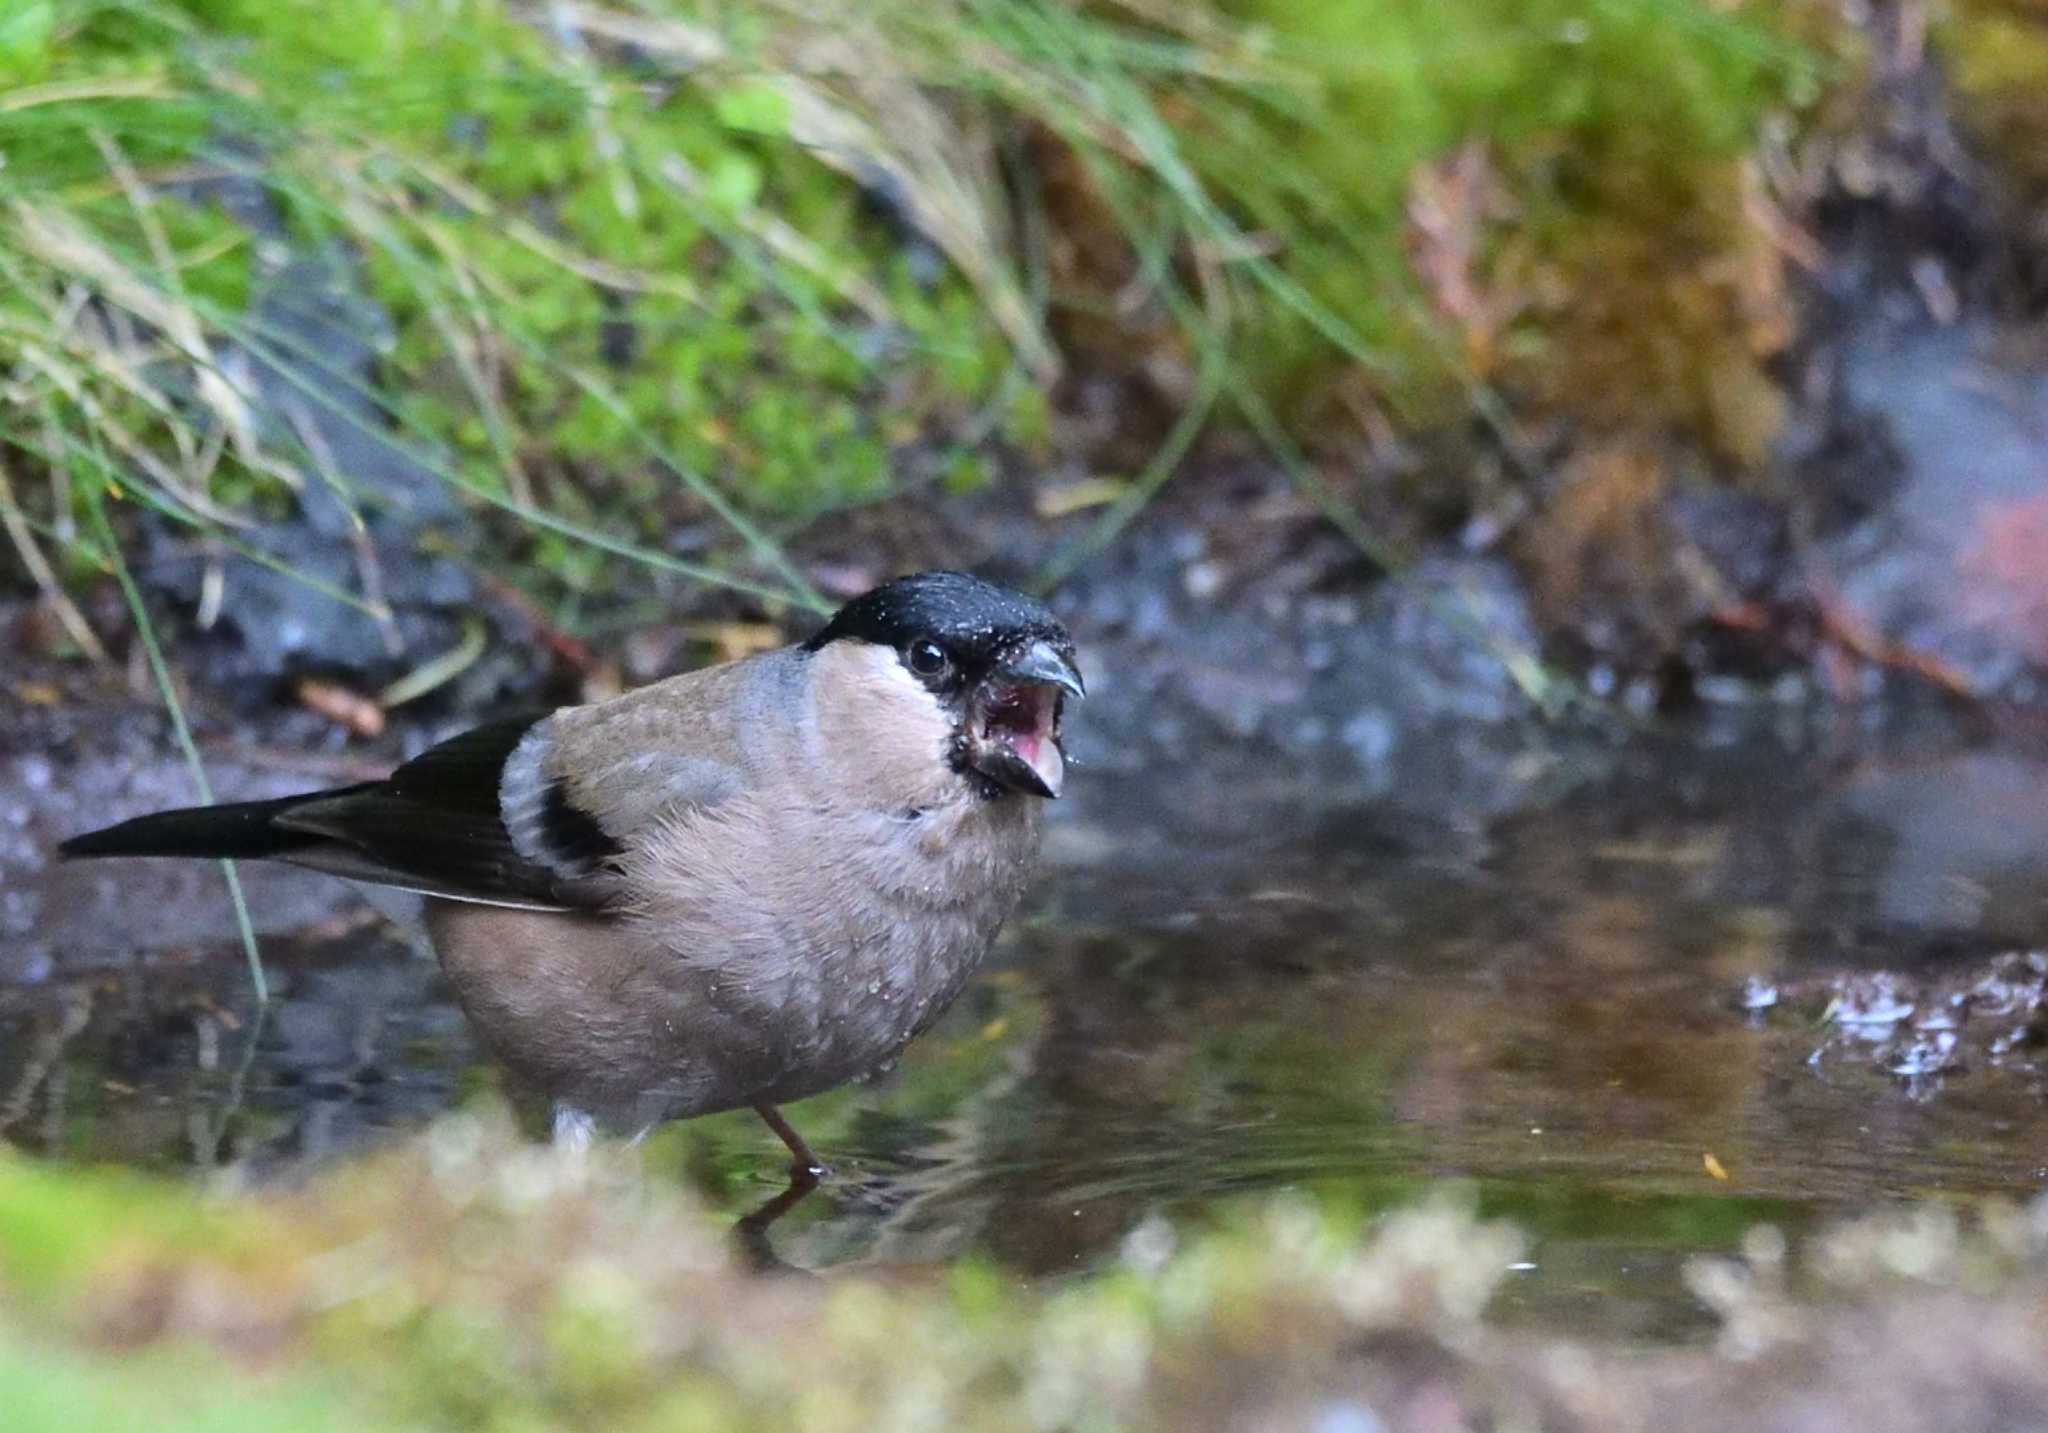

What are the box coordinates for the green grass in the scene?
[81,466,267,999]
[0,0,1018,622]
[0,0,1849,646]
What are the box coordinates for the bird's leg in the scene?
[752,1101,830,1181]
[731,1103,831,1274]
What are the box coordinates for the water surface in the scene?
[9,723,2048,1343]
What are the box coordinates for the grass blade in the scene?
[79,452,268,1005]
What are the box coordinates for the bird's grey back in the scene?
[518,646,810,855]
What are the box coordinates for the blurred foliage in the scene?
[1941,0,2048,273]
[0,0,1867,639]
[0,1110,1519,1431]
[7,1109,2048,1431]
[1053,0,1833,441]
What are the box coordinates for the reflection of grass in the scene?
[1466,1177,1812,1249]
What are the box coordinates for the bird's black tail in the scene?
[59,787,372,862]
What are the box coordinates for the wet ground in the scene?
[10,696,2048,1347]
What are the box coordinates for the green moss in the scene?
[0,1155,285,1300]
[0,1340,369,1433]
[1182,0,1828,436]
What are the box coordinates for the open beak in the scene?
[970,640,1084,799]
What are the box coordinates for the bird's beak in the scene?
[970,639,1084,799]
[998,640,1085,699]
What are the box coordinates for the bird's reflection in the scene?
[732,1167,824,1274]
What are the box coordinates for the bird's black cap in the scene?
[803,571,1071,659]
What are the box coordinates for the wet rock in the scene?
[1060,515,1565,842]
[1664,486,1791,608]
[1820,751,2048,936]
[1812,326,2048,699]
[143,249,477,690]
[1761,951,2048,1084]
[1774,14,2048,705]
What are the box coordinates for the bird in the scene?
[60,571,1083,1182]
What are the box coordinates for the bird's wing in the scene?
[275,674,752,910]
[271,716,597,910]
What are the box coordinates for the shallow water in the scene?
[9,718,2048,1343]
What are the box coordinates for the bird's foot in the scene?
[788,1157,832,1186]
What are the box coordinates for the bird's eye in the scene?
[906,639,951,678]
